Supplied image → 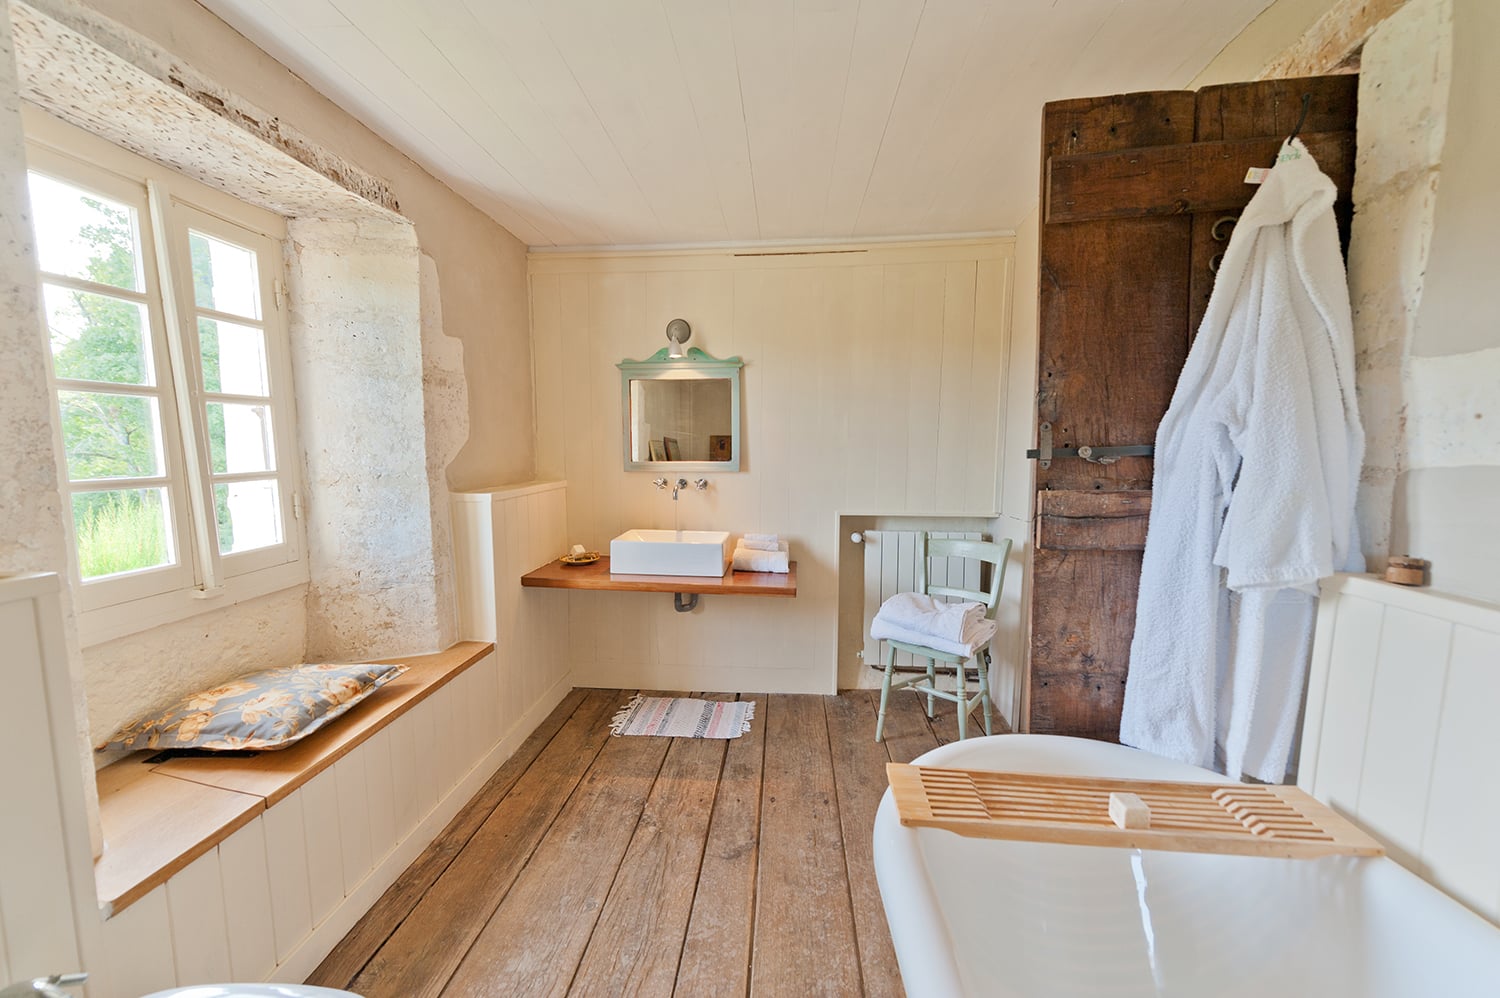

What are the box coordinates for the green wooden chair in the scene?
[874,533,1013,743]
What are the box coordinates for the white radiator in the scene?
[861,530,985,671]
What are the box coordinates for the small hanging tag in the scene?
[1244,166,1270,185]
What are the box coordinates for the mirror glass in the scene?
[629,377,733,464]
[619,348,742,471]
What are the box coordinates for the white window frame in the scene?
[24,108,307,646]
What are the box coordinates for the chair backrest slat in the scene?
[920,532,1013,619]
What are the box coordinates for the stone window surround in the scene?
[8,0,459,751]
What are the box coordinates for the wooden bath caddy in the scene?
[886,763,1384,860]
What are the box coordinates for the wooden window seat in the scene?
[93,641,494,916]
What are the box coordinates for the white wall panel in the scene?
[261,789,313,964]
[100,886,174,998]
[217,818,277,981]
[530,241,1014,694]
[165,850,232,987]
[1301,574,1500,927]
[0,594,84,982]
[333,751,372,894]
[361,728,396,867]
[299,768,343,928]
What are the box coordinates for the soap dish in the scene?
[560,551,601,566]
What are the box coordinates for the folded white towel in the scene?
[870,616,996,659]
[740,533,780,551]
[873,592,985,644]
[732,541,789,573]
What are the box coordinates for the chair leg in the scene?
[955,658,967,741]
[875,644,897,742]
[979,649,993,737]
[925,657,936,718]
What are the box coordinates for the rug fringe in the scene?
[740,699,756,734]
[609,694,643,736]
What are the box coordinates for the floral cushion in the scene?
[98,662,408,752]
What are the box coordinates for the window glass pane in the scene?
[190,230,261,319]
[44,284,152,386]
[27,173,143,292]
[58,391,162,480]
[214,479,282,555]
[72,487,173,579]
[206,402,275,475]
[199,318,269,396]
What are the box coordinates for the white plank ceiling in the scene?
[197,0,1274,248]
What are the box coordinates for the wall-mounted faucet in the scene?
[672,477,688,501]
[0,975,88,998]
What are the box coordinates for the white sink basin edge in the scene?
[610,529,731,577]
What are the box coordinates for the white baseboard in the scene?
[270,671,574,983]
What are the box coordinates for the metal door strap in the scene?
[1027,423,1155,469]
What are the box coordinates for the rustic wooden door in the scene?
[1025,75,1359,740]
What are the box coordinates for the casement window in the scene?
[24,111,305,643]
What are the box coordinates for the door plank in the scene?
[308,689,589,988]
[569,703,729,996]
[1045,131,1354,224]
[749,695,862,996]
[1035,490,1152,551]
[825,692,905,998]
[675,694,767,998]
[440,703,672,998]
[1027,89,1197,738]
[1029,548,1142,741]
[349,690,620,998]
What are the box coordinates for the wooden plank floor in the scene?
[310,685,1008,997]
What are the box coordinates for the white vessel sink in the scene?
[610,529,731,577]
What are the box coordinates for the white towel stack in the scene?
[740,533,781,551]
[732,536,789,573]
[870,592,995,658]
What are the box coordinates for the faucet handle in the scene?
[694,478,709,491]
[652,477,669,490]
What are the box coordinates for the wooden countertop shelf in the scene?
[521,556,797,597]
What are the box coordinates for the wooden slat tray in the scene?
[887,763,1384,860]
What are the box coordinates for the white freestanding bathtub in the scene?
[873,734,1500,997]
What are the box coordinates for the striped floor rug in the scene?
[609,695,756,739]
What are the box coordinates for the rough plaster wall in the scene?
[1387,0,1500,602]
[289,217,443,659]
[66,0,535,490]
[420,252,466,649]
[0,0,101,855]
[85,587,307,753]
[1261,0,1409,77]
[9,0,397,220]
[1345,0,1452,567]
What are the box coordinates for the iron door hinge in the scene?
[1027,423,1154,469]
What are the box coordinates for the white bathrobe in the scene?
[1119,140,1364,782]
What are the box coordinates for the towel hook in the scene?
[1286,93,1312,143]
[1270,93,1313,169]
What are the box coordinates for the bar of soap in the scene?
[1109,792,1151,830]
[570,544,586,556]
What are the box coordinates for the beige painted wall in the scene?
[1190,0,1344,87]
[530,241,1018,695]
[73,0,533,491]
